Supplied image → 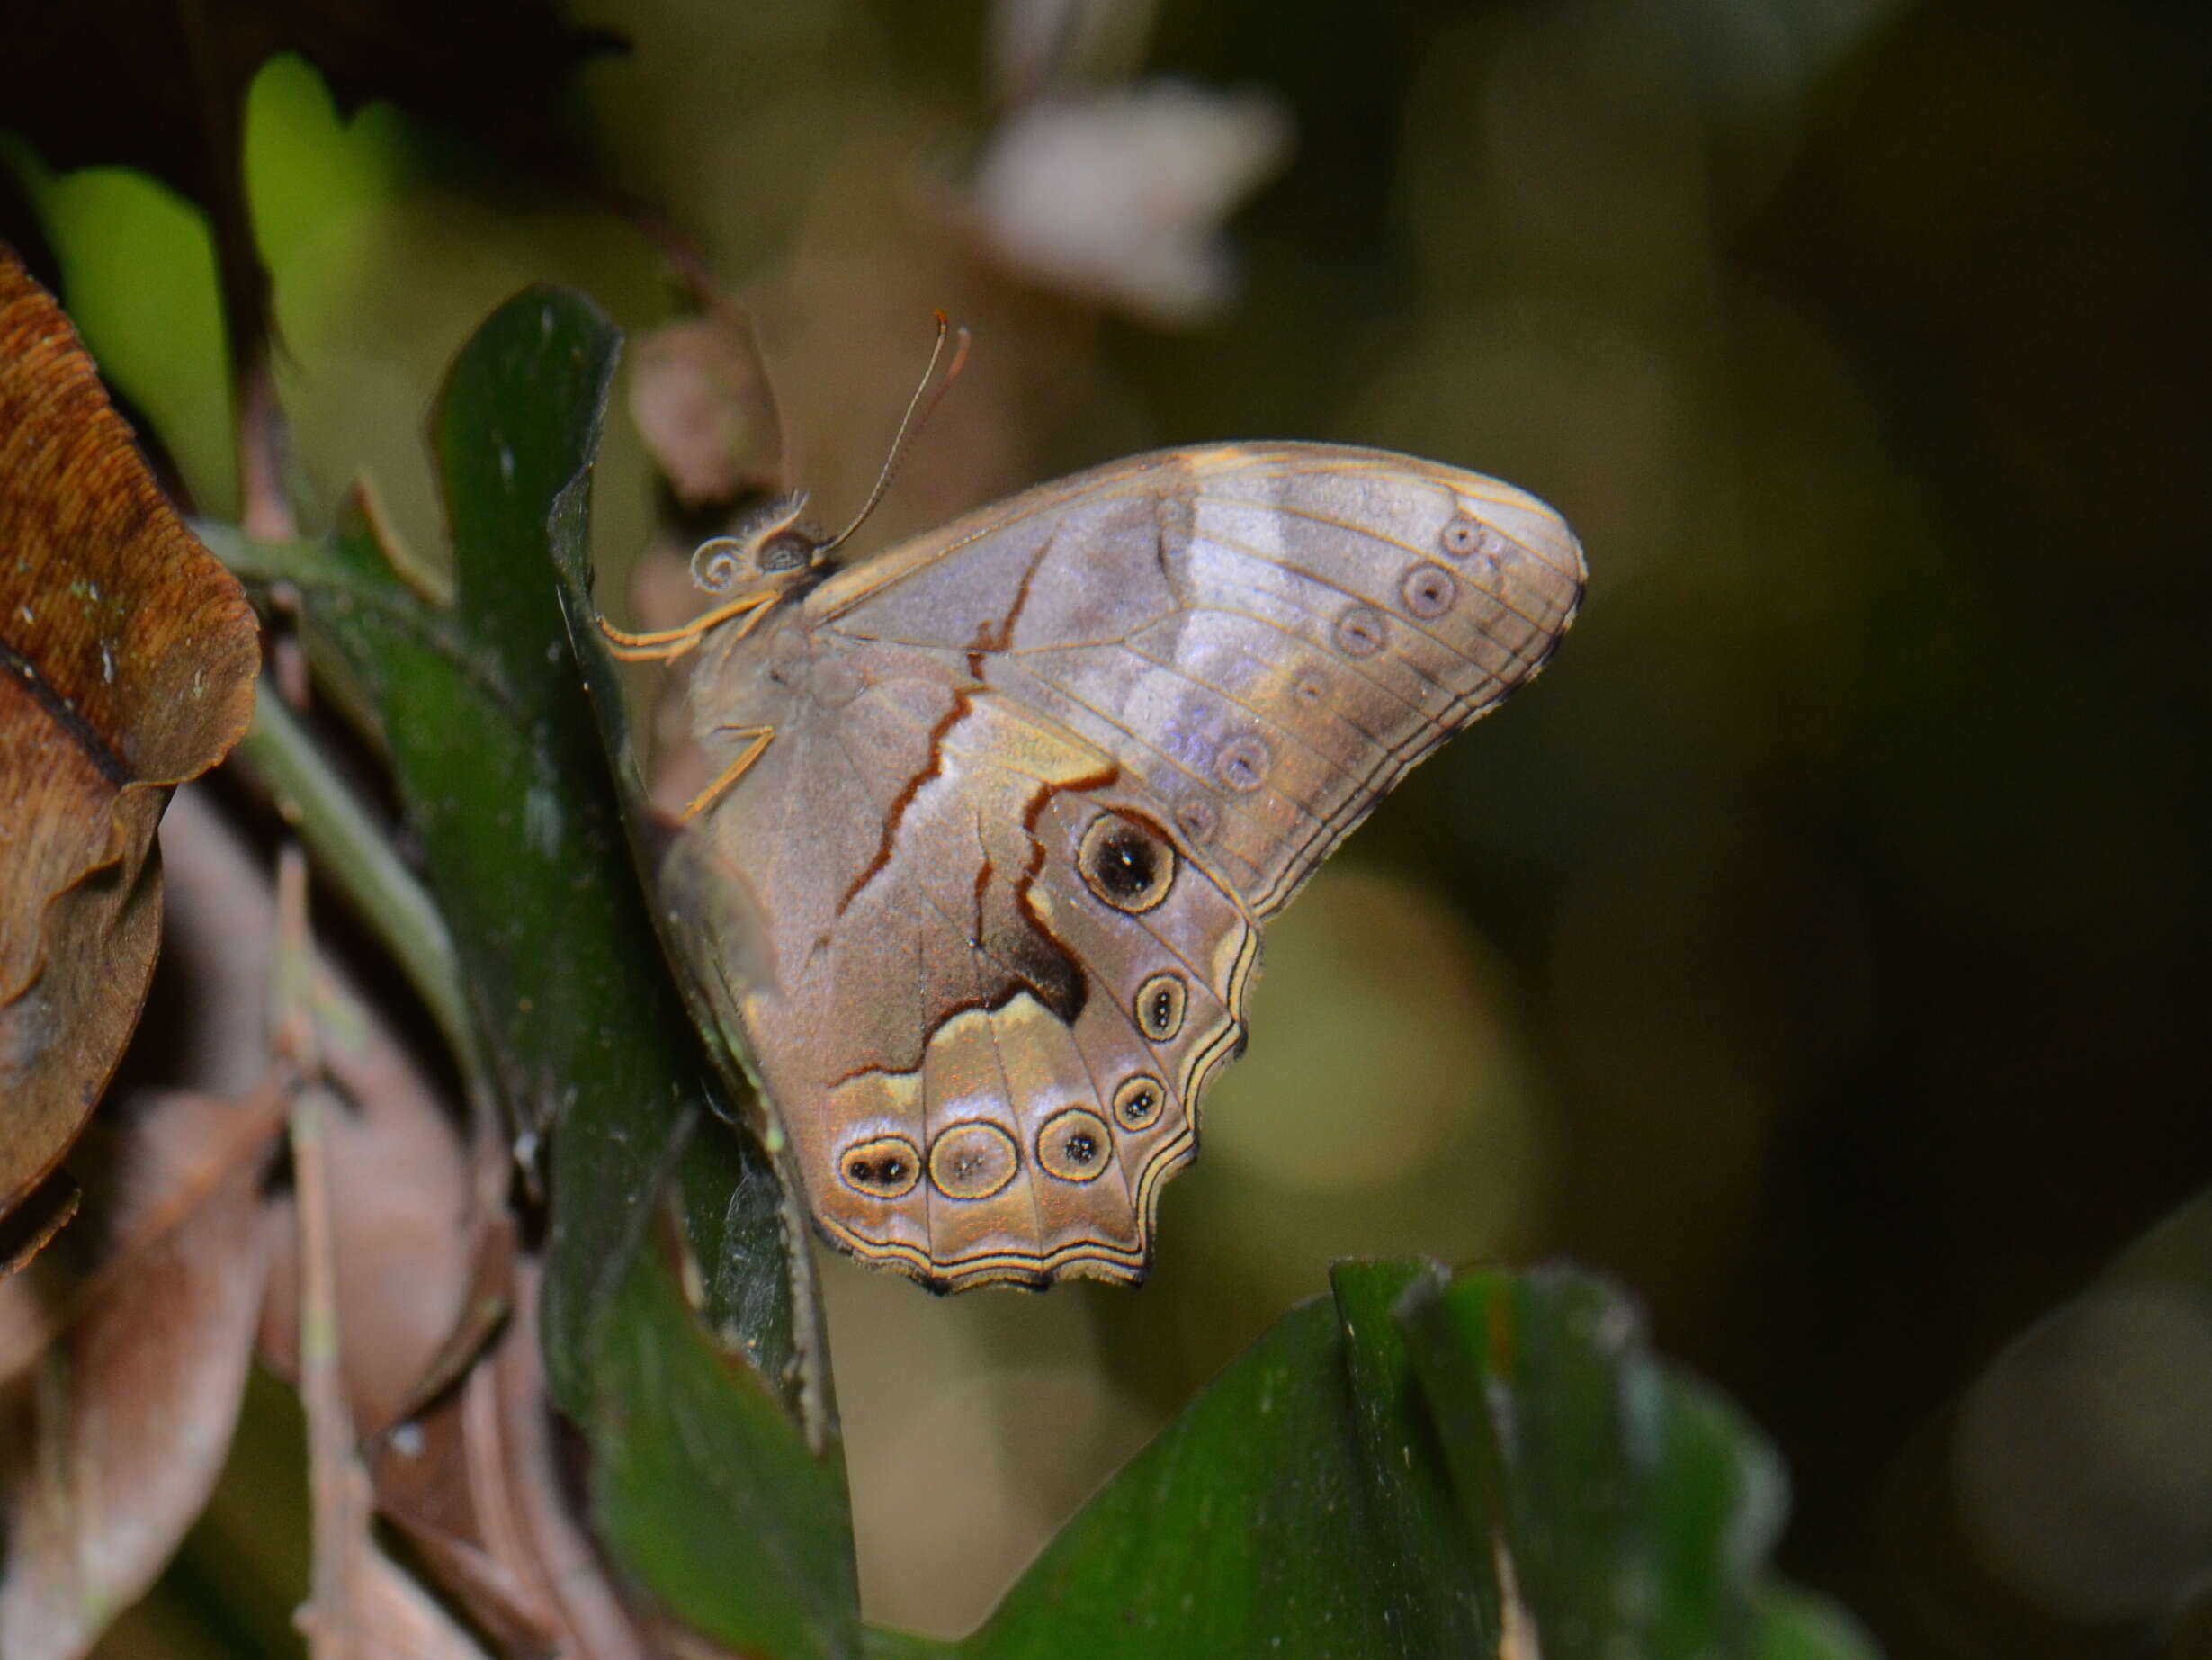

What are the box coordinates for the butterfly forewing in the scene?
[819,444,1584,915]
[664,442,1581,1288]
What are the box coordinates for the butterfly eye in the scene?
[1113,1074,1165,1130]
[1135,972,1187,1042]
[841,1135,921,1198]
[1079,812,1177,912]
[1037,1108,1114,1183]
[757,534,816,574]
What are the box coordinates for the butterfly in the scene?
[599,439,1582,1290]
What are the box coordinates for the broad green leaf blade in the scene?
[593,1150,856,1660]
[1394,1267,1879,1660]
[949,1261,1874,1660]
[1749,1589,1883,1660]
[1329,1260,1497,1651]
[958,1262,1495,1659]
[292,286,855,1652]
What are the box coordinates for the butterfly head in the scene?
[690,492,831,596]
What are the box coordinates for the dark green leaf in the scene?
[1394,1266,1877,1660]
[955,1261,1489,1659]
[590,1125,857,1660]
[919,1261,1874,1660]
[290,285,854,1652]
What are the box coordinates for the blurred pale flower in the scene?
[987,0,1160,104]
[950,78,1290,327]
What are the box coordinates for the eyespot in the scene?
[927,1122,1020,1199]
[1113,1074,1165,1131]
[1402,563,1457,619]
[1175,798,1218,845]
[1440,518,1496,560]
[1215,734,1272,793]
[1333,605,1388,658]
[1135,972,1187,1042]
[1294,668,1330,706]
[1037,1108,1114,1182]
[1079,812,1177,912]
[842,1135,921,1199]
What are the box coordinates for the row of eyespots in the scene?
[1172,498,1494,826]
[839,1070,1173,1201]
[1319,503,1495,665]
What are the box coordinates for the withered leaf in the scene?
[0,1079,290,1660]
[372,1258,650,1660]
[0,247,259,1239]
[255,985,515,1440]
[628,312,786,507]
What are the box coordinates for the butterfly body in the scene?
[656,443,1582,1290]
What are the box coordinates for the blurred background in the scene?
[6,0,2211,1654]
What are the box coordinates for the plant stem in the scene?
[234,686,487,1099]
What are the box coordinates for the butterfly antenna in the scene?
[819,310,972,554]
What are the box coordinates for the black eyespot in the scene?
[1038,1108,1113,1182]
[1113,1074,1166,1130]
[1135,972,1187,1042]
[1079,812,1177,912]
[841,1135,921,1198]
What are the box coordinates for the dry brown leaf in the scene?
[0,1077,291,1660]
[372,1257,650,1660]
[256,1008,515,1438]
[0,247,260,1237]
[628,312,787,507]
[290,1079,497,1660]
[158,780,510,1440]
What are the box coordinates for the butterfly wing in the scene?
[667,443,1581,1288]
[816,444,1585,916]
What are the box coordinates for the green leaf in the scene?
[901,1261,1875,1660]
[1749,1589,1884,1660]
[1394,1266,1878,1660]
[288,285,855,1652]
[951,1261,1486,1658]
[591,1126,857,1660]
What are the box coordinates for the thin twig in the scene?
[274,847,370,1660]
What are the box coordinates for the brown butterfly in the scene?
[602,432,1582,1290]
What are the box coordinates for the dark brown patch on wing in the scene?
[984,759,1120,1026]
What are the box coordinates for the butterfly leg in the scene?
[598,588,779,663]
[683,724,775,820]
